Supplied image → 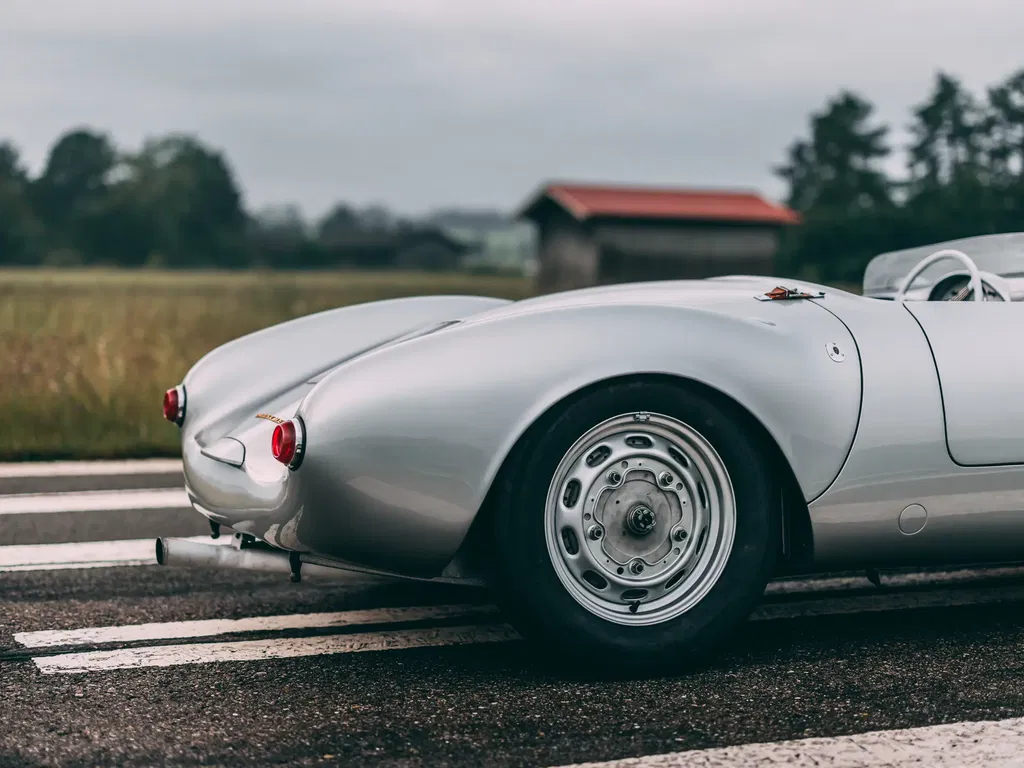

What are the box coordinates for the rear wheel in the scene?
[489,379,779,674]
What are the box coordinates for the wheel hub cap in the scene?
[543,412,737,627]
[626,504,656,536]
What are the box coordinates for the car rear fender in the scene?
[179,295,511,447]
[293,300,862,574]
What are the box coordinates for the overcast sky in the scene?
[2,0,1022,220]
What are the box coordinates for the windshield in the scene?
[864,233,1024,292]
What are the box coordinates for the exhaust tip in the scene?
[155,538,166,565]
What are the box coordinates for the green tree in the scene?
[0,141,43,265]
[773,90,894,281]
[31,128,117,259]
[70,133,249,267]
[73,153,163,267]
[317,204,363,243]
[246,204,317,268]
[0,141,28,184]
[133,134,247,267]
[907,72,985,188]
[164,136,247,266]
[985,68,1024,229]
[904,72,997,241]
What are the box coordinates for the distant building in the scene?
[426,209,538,275]
[319,224,470,271]
[515,182,800,292]
[391,227,471,271]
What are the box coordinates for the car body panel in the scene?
[807,291,1024,569]
[288,282,862,574]
[177,277,864,578]
[178,294,513,532]
[904,302,1024,466]
[180,293,511,440]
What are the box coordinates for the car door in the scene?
[904,301,1024,466]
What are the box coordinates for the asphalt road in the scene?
[4,460,1024,767]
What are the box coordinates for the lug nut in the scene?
[629,560,644,575]
[673,529,687,542]
[607,470,622,485]
[659,472,674,487]
[587,525,603,540]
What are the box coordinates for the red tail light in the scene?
[163,385,186,426]
[271,418,305,470]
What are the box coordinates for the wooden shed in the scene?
[516,182,800,292]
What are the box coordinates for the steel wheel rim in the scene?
[543,412,737,626]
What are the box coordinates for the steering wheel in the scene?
[928,270,1013,302]
[894,249,985,303]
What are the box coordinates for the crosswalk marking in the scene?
[13,579,1024,677]
[0,458,182,478]
[550,715,1024,767]
[6,478,1024,691]
[32,623,521,674]
[0,488,190,515]
[0,535,228,572]
[14,604,498,648]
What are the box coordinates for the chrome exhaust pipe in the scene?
[155,537,354,580]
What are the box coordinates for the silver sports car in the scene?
[157,234,1024,672]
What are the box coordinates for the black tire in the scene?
[488,378,780,675]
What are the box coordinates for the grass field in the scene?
[0,268,535,461]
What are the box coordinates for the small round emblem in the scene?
[826,342,846,362]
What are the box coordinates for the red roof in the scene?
[517,182,800,226]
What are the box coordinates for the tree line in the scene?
[2,66,1023,278]
[776,67,1024,283]
[0,131,470,271]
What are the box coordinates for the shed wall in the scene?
[536,215,600,292]
[536,217,781,291]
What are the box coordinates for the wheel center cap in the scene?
[626,504,656,536]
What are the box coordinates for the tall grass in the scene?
[0,269,535,461]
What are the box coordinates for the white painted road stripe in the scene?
[16,580,1024,675]
[551,716,1024,767]
[0,536,229,572]
[0,459,182,478]
[15,604,498,648]
[0,488,189,515]
[32,623,521,674]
